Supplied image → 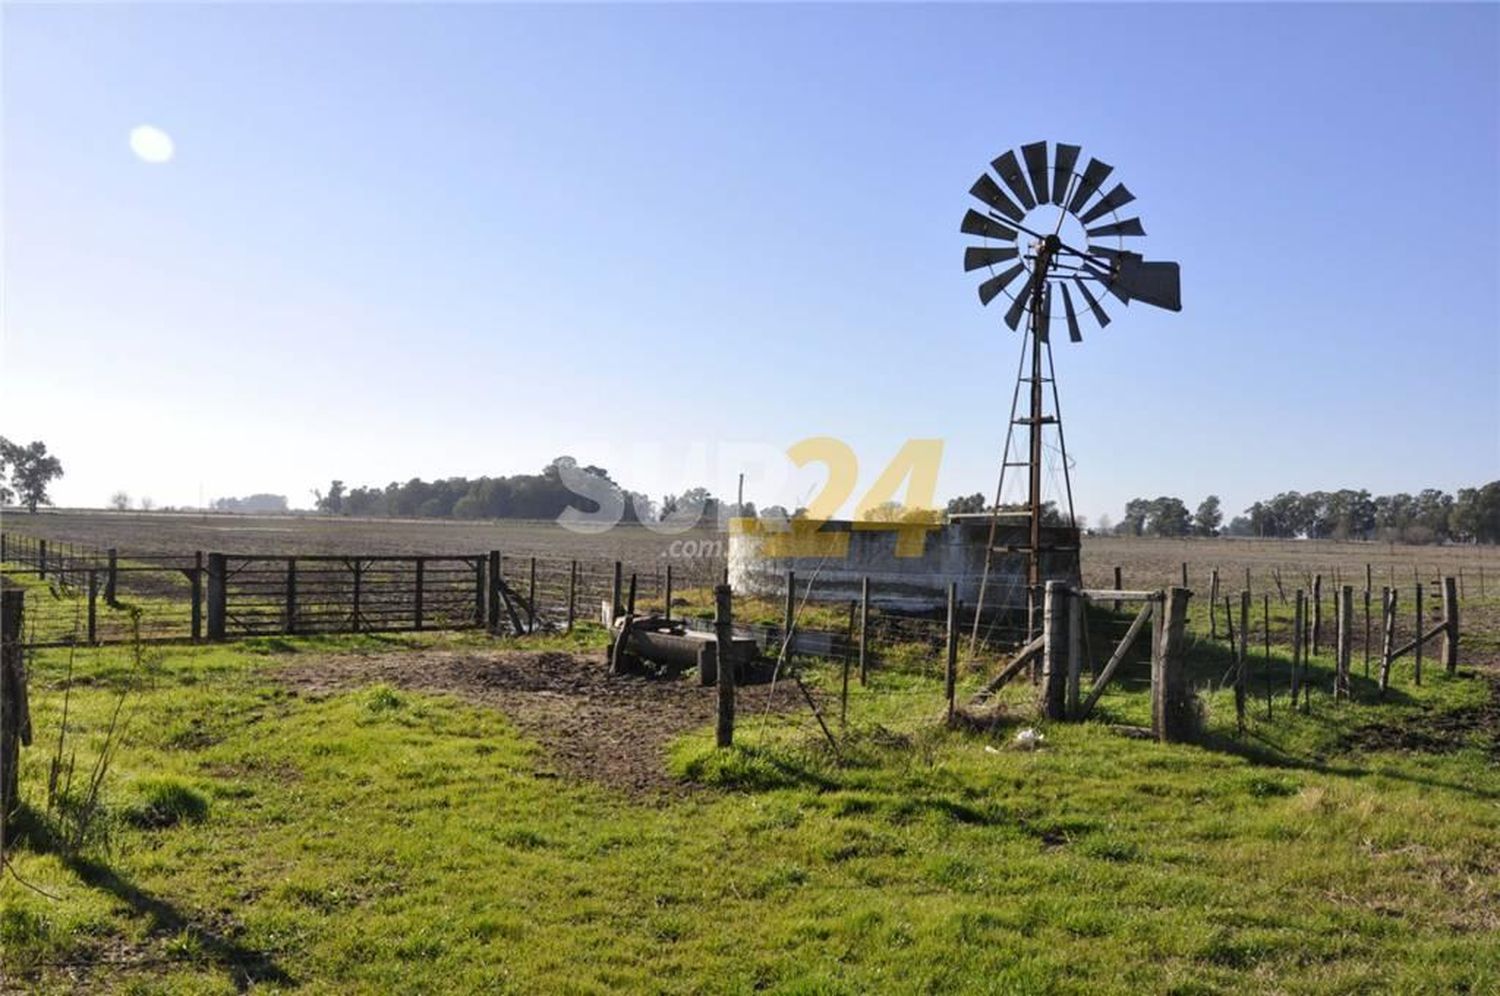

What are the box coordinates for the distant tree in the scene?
[862,501,908,522]
[139,496,155,512]
[6,439,64,513]
[1450,482,1500,544]
[109,491,131,511]
[316,480,346,516]
[1193,495,1223,537]
[946,493,987,515]
[1147,497,1191,538]
[1118,498,1151,536]
[1095,513,1112,535]
[1224,515,1254,537]
[0,438,14,505]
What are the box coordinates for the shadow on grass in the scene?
[7,804,293,991]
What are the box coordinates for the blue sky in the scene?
[4,3,1497,524]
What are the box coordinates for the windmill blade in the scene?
[968,175,1025,224]
[1065,158,1114,215]
[1083,261,1130,303]
[961,208,1019,241]
[1051,143,1081,206]
[1077,183,1137,225]
[991,150,1037,210]
[1004,269,1042,330]
[1086,217,1147,239]
[1114,258,1183,311]
[1058,281,1083,342]
[964,245,1020,271]
[1022,141,1051,207]
[1086,244,1131,262]
[1073,277,1111,328]
[977,262,1027,305]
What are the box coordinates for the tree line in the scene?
[1109,484,1500,544]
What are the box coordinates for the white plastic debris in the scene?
[1013,727,1045,750]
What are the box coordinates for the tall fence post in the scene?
[1413,582,1423,686]
[87,569,98,645]
[415,558,426,631]
[1290,589,1305,708]
[783,570,796,666]
[1,584,29,830]
[611,561,623,623]
[566,560,577,632]
[1441,576,1459,674]
[284,557,298,635]
[0,532,6,563]
[1112,566,1122,614]
[38,539,47,580]
[945,582,959,722]
[191,551,203,642]
[1335,585,1352,701]
[1208,569,1220,639]
[1312,574,1323,656]
[714,584,735,748]
[1066,585,1083,718]
[475,557,487,629]
[487,551,501,633]
[1040,581,1068,721]
[858,576,870,686]
[1378,588,1398,693]
[1152,586,1192,743]
[352,559,363,632]
[1235,590,1248,734]
[527,557,537,633]
[106,548,118,606]
[206,553,227,640]
[663,564,673,622]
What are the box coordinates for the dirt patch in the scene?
[1341,675,1500,759]
[272,649,807,795]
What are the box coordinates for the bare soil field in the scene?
[273,648,806,795]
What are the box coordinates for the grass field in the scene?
[3,512,1499,992]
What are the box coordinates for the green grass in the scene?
[2,621,1497,993]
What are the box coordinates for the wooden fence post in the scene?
[487,551,501,632]
[206,553,227,640]
[0,533,6,563]
[1378,588,1397,693]
[527,558,538,633]
[1234,590,1248,734]
[784,570,796,665]
[191,551,203,642]
[1336,585,1352,701]
[1291,589,1305,708]
[285,557,298,635]
[1441,576,1459,674]
[611,561,623,623]
[1208,569,1220,639]
[38,539,47,580]
[1181,562,1188,588]
[352,559,364,632]
[415,558,426,631]
[945,582,958,723]
[1413,582,1423,686]
[1311,574,1323,656]
[858,576,870,686]
[663,565,673,622]
[714,584,735,748]
[1066,585,1083,718]
[1263,593,1272,719]
[566,560,578,632]
[87,569,98,645]
[1112,566,1122,613]
[1363,583,1372,678]
[1152,586,1192,743]
[1040,581,1068,720]
[627,573,638,617]
[106,547,118,605]
[1,584,29,830]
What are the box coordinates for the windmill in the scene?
[961,140,1181,642]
